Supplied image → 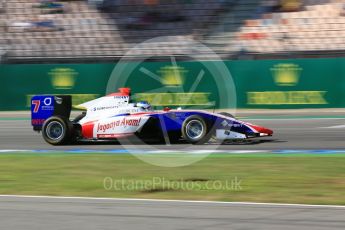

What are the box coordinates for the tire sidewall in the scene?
[182,115,209,144]
[42,116,70,145]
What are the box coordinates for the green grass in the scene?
[0,153,344,205]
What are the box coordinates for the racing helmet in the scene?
[136,101,152,111]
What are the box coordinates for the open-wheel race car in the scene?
[31,88,273,145]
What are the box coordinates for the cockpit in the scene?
[134,101,152,112]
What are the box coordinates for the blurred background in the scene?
[0,0,344,63]
[0,0,345,110]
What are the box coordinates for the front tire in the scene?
[182,115,210,144]
[42,116,73,145]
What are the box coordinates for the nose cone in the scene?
[249,124,273,136]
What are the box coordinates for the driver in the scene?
[135,101,152,111]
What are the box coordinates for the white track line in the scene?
[0,195,343,209]
[0,150,269,154]
[0,150,32,153]
[320,125,345,129]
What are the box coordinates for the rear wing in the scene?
[31,95,72,131]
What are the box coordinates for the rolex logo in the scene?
[49,68,78,89]
[271,63,302,86]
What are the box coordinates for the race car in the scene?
[31,88,273,145]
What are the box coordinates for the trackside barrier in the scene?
[0,58,344,110]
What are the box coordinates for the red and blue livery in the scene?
[31,88,273,145]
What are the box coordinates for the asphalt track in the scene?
[0,196,344,230]
[1,117,345,150]
[1,115,345,230]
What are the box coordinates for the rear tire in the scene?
[42,116,73,145]
[182,115,210,144]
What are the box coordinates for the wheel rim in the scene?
[186,120,204,140]
[46,121,64,140]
